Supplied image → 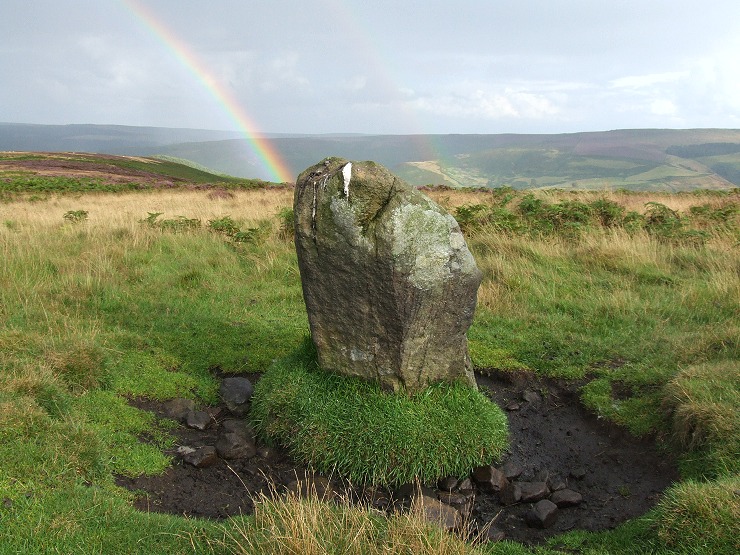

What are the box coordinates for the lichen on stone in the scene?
[294,157,481,392]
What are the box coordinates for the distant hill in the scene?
[0,122,247,153]
[0,151,265,192]
[2,123,740,190]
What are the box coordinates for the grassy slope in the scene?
[0,183,738,553]
[0,151,268,193]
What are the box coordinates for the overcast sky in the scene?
[2,0,740,135]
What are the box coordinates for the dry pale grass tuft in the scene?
[0,188,294,231]
[662,360,739,453]
[219,485,484,555]
[424,189,492,211]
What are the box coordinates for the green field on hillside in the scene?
[0,184,738,554]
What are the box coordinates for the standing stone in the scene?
[294,158,482,392]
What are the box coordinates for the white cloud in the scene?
[610,72,688,90]
[341,75,367,92]
[411,87,559,121]
[650,98,678,117]
[260,53,310,92]
[685,37,740,113]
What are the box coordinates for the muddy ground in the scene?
[116,371,678,545]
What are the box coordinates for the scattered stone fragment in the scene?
[363,486,392,510]
[479,525,506,543]
[570,467,587,480]
[519,481,550,502]
[219,377,253,416]
[502,460,523,480]
[221,419,255,439]
[499,483,522,506]
[294,158,482,392]
[472,465,509,492]
[438,476,458,491]
[456,478,474,493]
[207,406,227,420]
[163,398,195,421]
[185,410,212,430]
[215,432,256,460]
[550,488,583,508]
[414,495,461,531]
[437,491,474,518]
[549,474,568,492]
[505,401,521,411]
[521,389,542,404]
[179,445,218,468]
[396,483,436,500]
[526,499,559,529]
[534,468,551,485]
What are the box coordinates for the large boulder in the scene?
[294,157,482,392]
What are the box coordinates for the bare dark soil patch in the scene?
[115,372,678,545]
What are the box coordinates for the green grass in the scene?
[0,484,221,554]
[0,151,269,198]
[251,339,509,487]
[662,360,740,479]
[0,187,738,553]
[653,475,740,554]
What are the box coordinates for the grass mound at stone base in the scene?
[250,341,509,487]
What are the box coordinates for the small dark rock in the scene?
[221,419,255,438]
[534,468,551,485]
[185,410,212,430]
[519,481,550,502]
[2,498,12,509]
[570,467,587,480]
[499,483,522,506]
[438,476,458,491]
[479,526,506,543]
[163,398,196,421]
[472,465,509,492]
[526,499,559,529]
[437,491,474,518]
[549,474,568,492]
[505,401,521,411]
[414,495,461,531]
[550,489,583,508]
[215,432,256,460]
[179,445,218,468]
[219,377,253,416]
[521,389,542,404]
[363,486,392,510]
[502,460,523,480]
[207,406,227,420]
[456,478,474,493]
[396,483,436,500]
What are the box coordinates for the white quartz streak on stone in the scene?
[342,162,352,199]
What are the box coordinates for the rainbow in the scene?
[121,0,293,183]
